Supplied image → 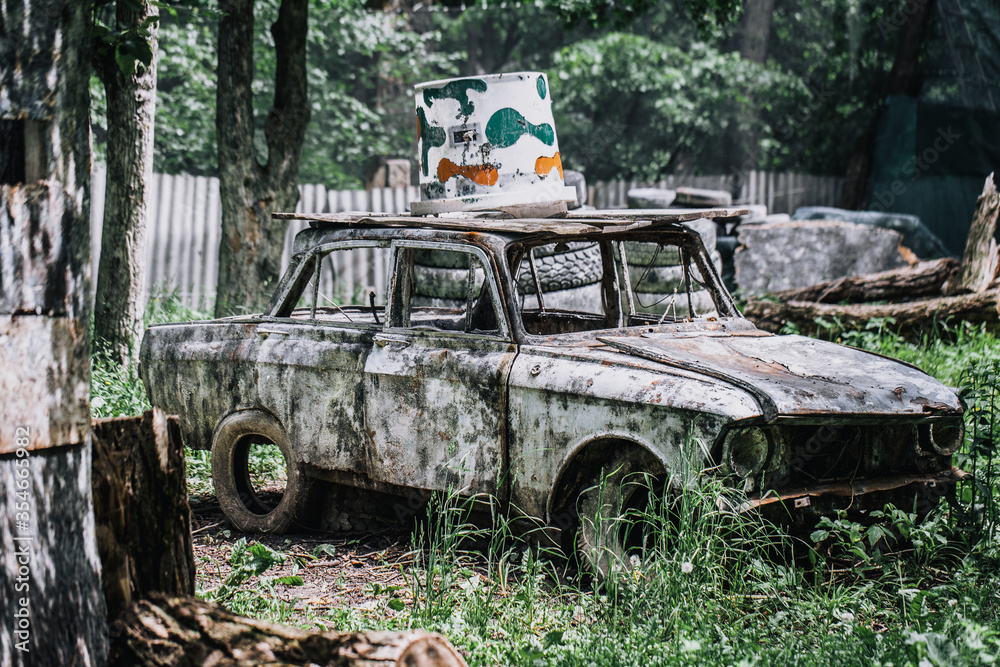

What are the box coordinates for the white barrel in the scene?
[412,72,575,215]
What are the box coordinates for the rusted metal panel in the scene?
[507,349,741,518]
[743,467,968,510]
[599,332,962,420]
[365,334,516,496]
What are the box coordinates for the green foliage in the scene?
[91,0,160,78]
[150,0,458,184]
[549,33,805,181]
[200,537,304,621]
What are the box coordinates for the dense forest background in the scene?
[88,0,993,189]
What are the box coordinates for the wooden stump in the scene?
[92,408,196,622]
[765,258,958,304]
[110,593,469,667]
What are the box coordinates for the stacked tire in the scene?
[411,249,485,308]
[625,218,722,318]
[412,244,606,314]
[515,242,603,313]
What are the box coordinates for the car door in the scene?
[363,240,517,497]
[255,240,389,476]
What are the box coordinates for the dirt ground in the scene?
[190,491,420,623]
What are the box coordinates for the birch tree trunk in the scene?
[215,0,309,317]
[93,0,159,367]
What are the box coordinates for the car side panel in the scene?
[506,350,749,519]
[140,322,263,452]
[254,322,376,474]
[141,320,375,476]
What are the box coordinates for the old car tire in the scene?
[517,244,603,294]
[413,265,486,300]
[211,410,315,534]
[574,450,665,578]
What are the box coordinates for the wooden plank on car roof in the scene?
[273,211,603,234]
[273,206,749,234]
[565,207,750,221]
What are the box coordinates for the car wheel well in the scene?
[547,439,666,540]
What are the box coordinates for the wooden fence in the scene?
[89,168,843,311]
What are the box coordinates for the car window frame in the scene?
[385,239,512,341]
[267,239,390,328]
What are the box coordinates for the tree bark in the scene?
[885,0,936,98]
[743,286,1000,336]
[0,1,108,664]
[93,0,159,367]
[92,409,195,623]
[110,593,469,666]
[215,0,310,317]
[767,257,958,304]
[955,173,1000,293]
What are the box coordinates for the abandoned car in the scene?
[140,210,965,570]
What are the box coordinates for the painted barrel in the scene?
[412,72,575,215]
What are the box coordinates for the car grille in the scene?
[762,423,922,491]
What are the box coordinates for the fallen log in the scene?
[743,286,1000,336]
[110,593,468,666]
[769,257,958,304]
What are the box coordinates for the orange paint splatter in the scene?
[535,152,563,180]
[437,158,498,186]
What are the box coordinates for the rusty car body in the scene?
[140,210,965,570]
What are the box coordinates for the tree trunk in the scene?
[767,257,958,304]
[723,0,775,197]
[841,0,936,209]
[93,0,159,367]
[92,409,195,622]
[0,2,108,665]
[215,0,310,317]
[743,287,1000,336]
[110,593,468,666]
[955,173,1000,293]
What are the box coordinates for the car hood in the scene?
[597,331,961,421]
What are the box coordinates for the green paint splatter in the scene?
[485,108,555,149]
[536,75,547,99]
[422,79,488,116]
[416,107,446,177]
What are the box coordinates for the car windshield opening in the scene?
[510,231,730,336]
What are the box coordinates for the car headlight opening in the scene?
[927,419,963,455]
[726,427,771,478]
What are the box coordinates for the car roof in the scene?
[275,207,748,239]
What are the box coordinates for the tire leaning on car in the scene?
[211,410,316,533]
